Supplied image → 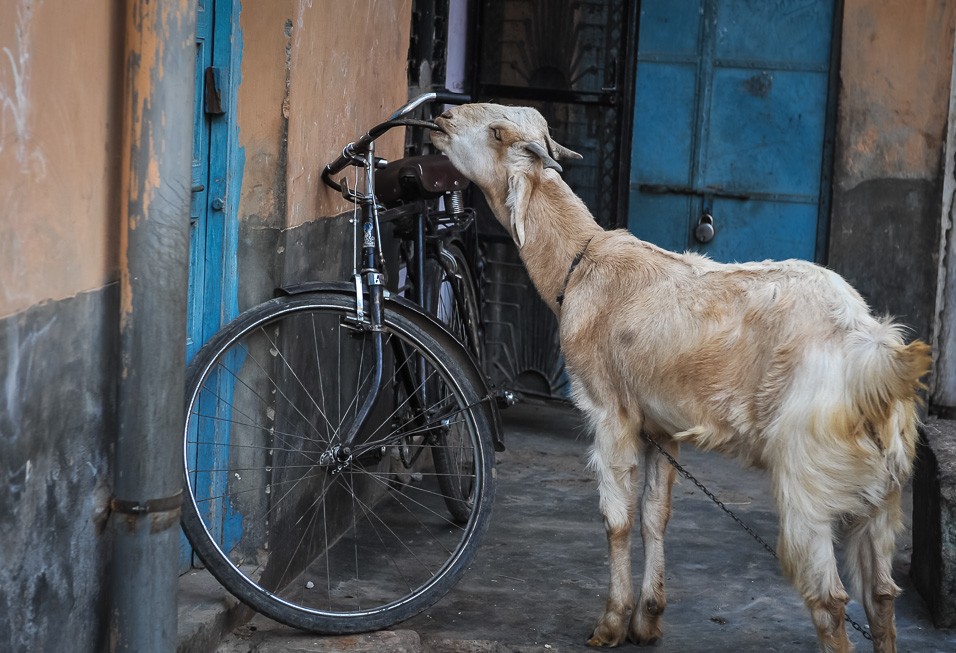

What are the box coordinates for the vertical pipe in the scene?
[111,0,195,650]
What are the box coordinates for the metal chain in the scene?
[642,434,873,642]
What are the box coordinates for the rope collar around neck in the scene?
[556,236,594,308]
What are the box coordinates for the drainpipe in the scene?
[110,1,195,651]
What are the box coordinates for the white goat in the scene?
[432,104,932,653]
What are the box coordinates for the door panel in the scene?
[706,197,818,261]
[714,0,832,64]
[632,63,697,186]
[706,69,828,197]
[639,0,701,56]
[629,0,835,263]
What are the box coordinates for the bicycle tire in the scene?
[424,244,485,523]
[181,290,496,634]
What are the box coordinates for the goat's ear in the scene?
[524,141,563,172]
[506,173,531,248]
[546,136,583,162]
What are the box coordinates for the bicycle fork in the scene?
[320,145,442,473]
[322,147,388,471]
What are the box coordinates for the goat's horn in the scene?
[525,141,563,172]
[547,137,583,161]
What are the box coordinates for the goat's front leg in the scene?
[586,414,640,647]
[629,435,678,645]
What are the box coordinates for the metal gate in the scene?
[472,0,637,397]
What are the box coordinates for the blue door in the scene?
[628,0,835,262]
[184,0,241,570]
[188,0,239,362]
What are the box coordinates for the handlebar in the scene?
[322,90,471,191]
[388,90,472,120]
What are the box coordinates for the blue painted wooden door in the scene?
[184,0,240,571]
[188,0,237,362]
[628,0,835,262]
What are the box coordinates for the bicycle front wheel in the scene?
[181,291,496,634]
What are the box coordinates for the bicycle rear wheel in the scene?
[424,244,485,523]
[181,291,496,634]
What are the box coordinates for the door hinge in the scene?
[204,66,225,115]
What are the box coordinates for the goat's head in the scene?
[432,103,581,246]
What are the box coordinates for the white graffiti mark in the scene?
[296,0,313,35]
[0,0,46,177]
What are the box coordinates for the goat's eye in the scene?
[491,127,502,142]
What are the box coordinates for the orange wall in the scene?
[828,0,956,343]
[0,0,413,319]
[284,0,412,226]
[237,0,414,226]
[836,0,956,187]
[0,1,123,318]
[236,0,294,227]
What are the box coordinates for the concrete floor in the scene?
[211,402,954,653]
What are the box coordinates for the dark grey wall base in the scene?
[828,176,941,342]
[0,285,118,651]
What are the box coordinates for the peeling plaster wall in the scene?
[238,0,293,230]
[828,0,956,342]
[233,0,413,305]
[0,1,124,648]
[285,0,412,226]
[0,0,124,319]
[935,35,956,412]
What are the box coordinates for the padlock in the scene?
[694,213,715,244]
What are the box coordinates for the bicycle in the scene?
[180,91,504,634]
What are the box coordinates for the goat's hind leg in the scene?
[586,411,641,647]
[629,435,678,645]
[844,488,903,653]
[776,479,853,653]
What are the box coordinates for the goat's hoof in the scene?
[628,623,664,645]
[586,632,625,648]
[628,633,661,646]
[629,618,664,646]
[587,617,629,647]
[628,599,665,646]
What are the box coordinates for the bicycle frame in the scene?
[319,91,471,467]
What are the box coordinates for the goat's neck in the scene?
[514,173,603,315]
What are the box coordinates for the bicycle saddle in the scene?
[375,154,470,205]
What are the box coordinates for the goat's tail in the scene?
[846,322,932,469]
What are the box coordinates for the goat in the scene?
[432,103,932,653]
